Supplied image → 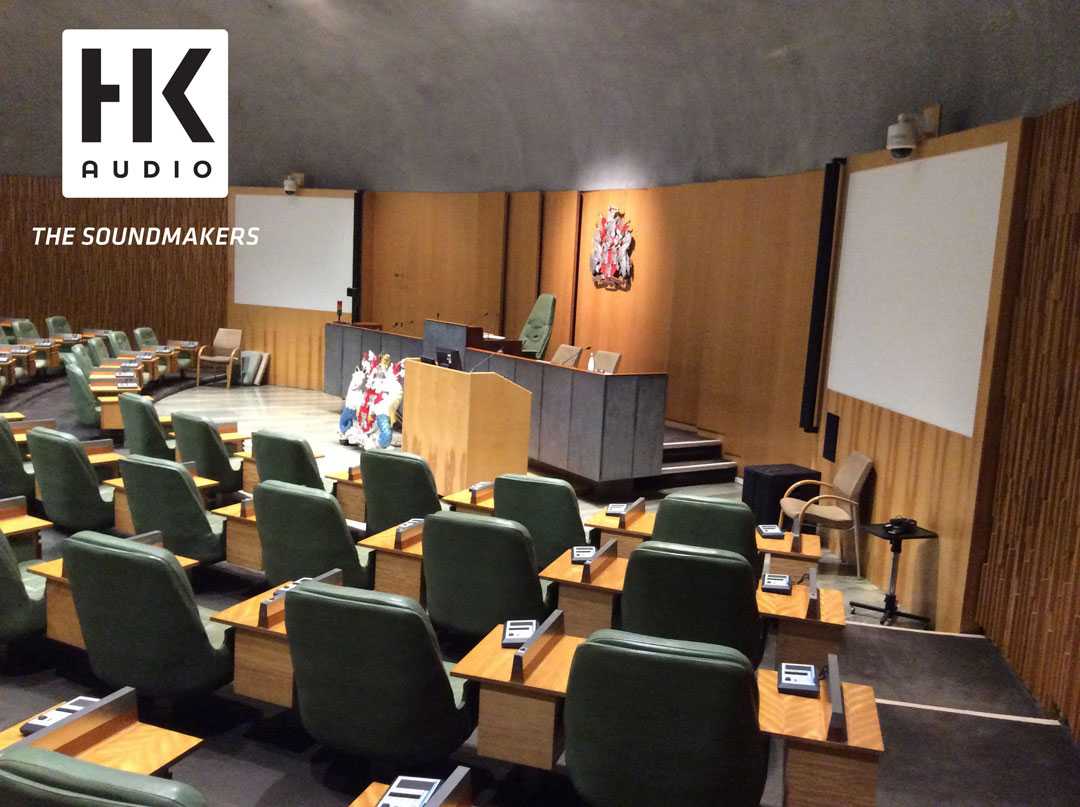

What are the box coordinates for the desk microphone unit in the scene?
[777,663,819,697]
[606,496,646,528]
[580,538,618,584]
[468,480,494,504]
[376,775,440,807]
[571,545,597,565]
[757,523,784,539]
[762,573,793,595]
[501,619,538,649]
[394,518,424,549]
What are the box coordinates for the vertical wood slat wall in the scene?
[976,100,1080,739]
[0,176,227,346]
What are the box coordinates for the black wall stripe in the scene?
[349,190,363,323]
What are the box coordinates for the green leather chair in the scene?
[286,583,475,765]
[171,412,243,493]
[45,315,73,337]
[0,420,34,502]
[565,630,768,807]
[105,330,133,356]
[27,428,113,531]
[621,541,763,664]
[252,430,323,490]
[63,366,103,428]
[119,394,174,460]
[11,319,41,342]
[0,531,45,644]
[653,494,761,574]
[423,511,552,640]
[518,293,555,359]
[0,745,209,807]
[135,327,192,374]
[85,336,109,366]
[494,473,587,570]
[253,480,371,588]
[64,343,96,377]
[65,531,233,698]
[360,449,441,534]
[120,456,225,564]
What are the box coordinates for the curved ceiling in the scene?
[2,0,1079,191]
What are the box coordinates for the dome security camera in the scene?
[886,113,921,160]
[283,175,298,194]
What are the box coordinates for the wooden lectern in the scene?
[402,358,530,494]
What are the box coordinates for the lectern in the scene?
[402,358,530,494]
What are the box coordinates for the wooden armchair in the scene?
[195,328,242,389]
[778,452,873,576]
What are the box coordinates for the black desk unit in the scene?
[324,320,667,484]
[851,522,937,626]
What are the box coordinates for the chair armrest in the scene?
[797,493,858,520]
[782,478,834,499]
[196,345,209,360]
[228,347,240,362]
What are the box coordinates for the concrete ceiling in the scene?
[2,0,1079,191]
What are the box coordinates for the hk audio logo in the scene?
[62,30,228,198]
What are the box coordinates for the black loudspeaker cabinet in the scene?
[742,464,821,531]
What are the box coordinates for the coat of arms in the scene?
[590,207,633,290]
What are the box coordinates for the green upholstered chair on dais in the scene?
[0,745,209,807]
[120,393,174,460]
[653,493,761,574]
[253,480,371,588]
[0,531,45,645]
[620,541,763,665]
[27,428,113,531]
[120,456,225,564]
[85,336,109,366]
[171,412,243,493]
[45,315,73,337]
[518,293,555,359]
[64,531,233,698]
[252,430,323,490]
[423,511,552,641]
[360,449,441,534]
[286,583,475,765]
[0,420,34,502]
[105,330,133,356]
[494,473,588,570]
[63,366,103,428]
[565,630,768,807]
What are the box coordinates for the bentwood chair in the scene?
[196,328,242,388]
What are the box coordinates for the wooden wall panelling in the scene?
[812,118,1029,632]
[363,192,507,337]
[0,175,227,346]
[502,192,543,343]
[977,100,1080,740]
[538,191,581,355]
[226,303,333,391]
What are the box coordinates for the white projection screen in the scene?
[233,192,355,310]
[826,143,1007,437]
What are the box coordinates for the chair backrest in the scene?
[359,449,441,534]
[653,494,759,573]
[423,511,546,639]
[0,745,209,807]
[45,315,72,337]
[211,328,242,356]
[64,366,101,427]
[27,428,106,528]
[0,420,34,501]
[253,480,366,587]
[0,531,35,640]
[119,394,172,460]
[548,343,582,367]
[119,456,216,561]
[133,326,160,349]
[68,343,95,376]
[518,293,555,358]
[286,583,470,764]
[494,473,586,569]
[85,336,108,365]
[252,430,322,489]
[63,531,216,694]
[592,350,621,373]
[565,630,767,807]
[171,412,234,481]
[106,330,132,355]
[621,542,762,663]
[833,452,874,501]
[12,319,39,341]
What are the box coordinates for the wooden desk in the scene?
[0,689,202,777]
[584,510,656,557]
[539,550,627,637]
[0,499,53,560]
[758,583,846,668]
[210,582,294,707]
[757,669,884,807]
[28,555,199,649]
[7,348,38,381]
[442,488,495,515]
[0,411,24,421]
[98,395,124,430]
[23,340,61,370]
[213,502,262,570]
[451,624,584,769]
[758,532,823,577]
[104,475,219,536]
[325,470,366,522]
[358,523,422,601]
[0,357,17,389]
